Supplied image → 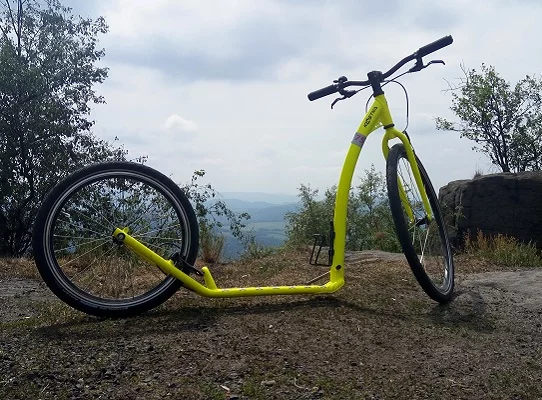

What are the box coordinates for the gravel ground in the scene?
[1,253,542,399]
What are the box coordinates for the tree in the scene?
[284,183,335,249]
[348,165,400,252]
[436,64,542,173]
[0,0,115,256]
[180,170,250,263]
[285,166,400,253]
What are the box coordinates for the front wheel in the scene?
[386,143,454,303]
[33,161,199,317]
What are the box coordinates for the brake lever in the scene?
[408,58,445,73]
[427,59,445,66]
[331,88,357,109]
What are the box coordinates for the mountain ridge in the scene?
[218,191,299,205]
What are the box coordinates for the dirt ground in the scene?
[1,251,542,400]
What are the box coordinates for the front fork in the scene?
[381,128,433,222]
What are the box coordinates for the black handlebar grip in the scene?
[307,84,339,101]
[416,35,453,58]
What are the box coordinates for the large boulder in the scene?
[439,172,542,249]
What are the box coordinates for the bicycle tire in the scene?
[386,143,454,302]
[33,161,199,317]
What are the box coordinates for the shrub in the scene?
[285,165,400,253]
[241,233,276,260]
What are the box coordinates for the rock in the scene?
[439,172,542,248]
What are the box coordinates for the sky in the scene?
[64,0,542,197]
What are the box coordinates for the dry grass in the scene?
[0,257,40,279]
[199,231,226,264]
[57,254,174,298]
[463,230,542,269]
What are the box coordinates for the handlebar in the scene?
[416,35,453,58]
[307,84,340,101]
[308,35,453,101]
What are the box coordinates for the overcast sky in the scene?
[65,0,542,197]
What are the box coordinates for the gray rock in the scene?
[439,172,542,248]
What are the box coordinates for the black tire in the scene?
[386,144,454,302]
[33,161,199,317]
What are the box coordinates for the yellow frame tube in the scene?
[113,228,343,298]
[112,93,434,298]
[377,95,433,221]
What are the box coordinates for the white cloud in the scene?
[163,114,198,134]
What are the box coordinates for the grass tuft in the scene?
[199,228,225,264]
[464,230,542,268]
[0,257,39,279]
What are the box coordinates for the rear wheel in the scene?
[386,144,454,302]
[33,161,199,317]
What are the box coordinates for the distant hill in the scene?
[219,199,300,222]
[208,193,302,260]
[218,198,285,211]
[245,203,300,222]
[219,192,299,204]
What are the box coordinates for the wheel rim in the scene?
[42,170,193,307]
[396,156,452,293]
